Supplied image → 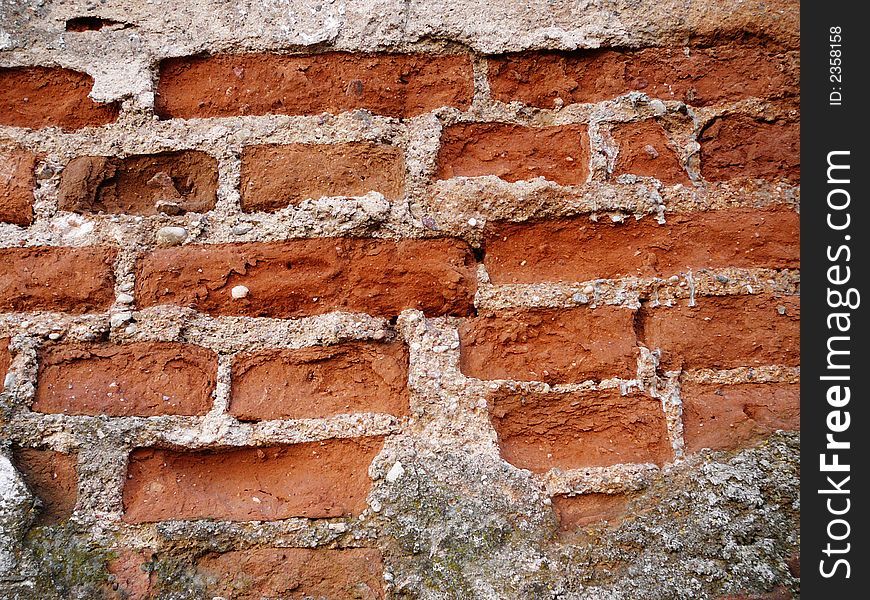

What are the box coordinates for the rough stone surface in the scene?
[58,151,219,215]
[232,341,409,421]
[34,342,217,416]
[241,143,406,212]
[122,437,385,522]
[700,115,800,182]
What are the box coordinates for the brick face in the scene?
[552,493,630,530]
[611,120,688,184]
[240,143,405,212]
[459,308,638,383]
[488,45,799,107]
[156,52,474,119]
[681,383,800,453]
[11,448,78,526]
[487,389,672,472]
[59,151,218,215]
[642,295,800,370]
[231,341,409,421]
[0,67,119,130]
[700,115,800,182]
[135,238,476,318]
[196,548,384,600]
[436,123,589,185]
[483,208,799,284]
[34,342,217,417]
[122,438,384,522]
[0,246,116,313]
[0,148,37,225]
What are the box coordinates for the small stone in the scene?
[116,293,134,304]
[110,311,133,328]
[715,275,730,283]
[118,282,134,292]
[386,461,405,483]
[231,285,249,299]
[582,284,595,295]
[48,333,62,341]
[155,200,184,215]
[232,223,254,235]
[124,324,137,335]
[649,99,667,115]
[777,305,787,315]
[155,226,187,246]
[467,217,478,227]
[572,292,588,303]
[369,498,382,513]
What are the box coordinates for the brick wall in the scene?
[1,1,799,598]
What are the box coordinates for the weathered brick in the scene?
[488,45,799,107]
[436,123,589,185]
[135,239,476,318]
[0,246,116,313]
[488,389,672,472]
[156,53,473,119]
[484,208,799,284]
[241,143,405,212]
[643,295,800,370]
[34,342,217,417]
[611,120,688,184]
[0,67,119,130]
[552,493,630,530]
[196,548,384,600]
[231,341,409,421]
[682,383,799,453]
[122,437,384,522]
[0,147,37,225]
[700,115,800,182]
[459,308,638,383]
[11,448,78,525]
[0,338,9,392]
[59,151,218,215]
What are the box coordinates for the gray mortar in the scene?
[2,2,800,598]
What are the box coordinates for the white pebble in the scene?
[467,218,478,227]
[116,293,134,304]
[48,333,62,341]
[110,311,133,328]
[386,461,405,483]
[231,285,249,299]
[232,223,253,235]
[155,226,187,246]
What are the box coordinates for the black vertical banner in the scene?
[802,4,868,597]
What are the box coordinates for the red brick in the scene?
[241,143,405,212]
[196,548,384,600]
[231,341,409,421]
[459,308,638,383]
[682,383,799,453]
[700,115,800,182]
[122,438,384,522]
[0,67,119,130]
[156,53,473,120]
[436,123,589,185]
[484,208,799,284]
[107,549,154,600]
[488,389,672,472]
[34,342,217,417]
[0,147,37,225]
[135,238,476,318]
[59,151,218,215]
[0,338,9,392]
[611,120,689,184]
[552,493,630,530]
[11,448,77,525]
[0,246,116,313]
[643,295,800,370]
[488,45,799,107]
